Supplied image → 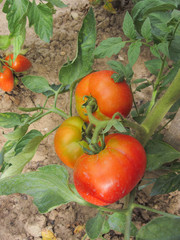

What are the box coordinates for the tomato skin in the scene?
[75,70,133,122]
[5,54,32,72]
[74,133,146,206]
[54,116,89,168]
[0,66,14,92]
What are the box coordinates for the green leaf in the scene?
[42,84,70,97]
[108,212,137,236]
[0,35,11,50]
[132,0,177,21]
[0,113,29,128]
[102,119,126,134]
[108,61,134,83]
[28,2,53,42]
[4,124,29,141]
[145,58,163,75]
[1,130,44,178]
[11,17,26,59]
[136,82,151,92]
[46,0,67,8]
[22,75,52,93]
[150,45,161,58]
[0,165,85,213]
[141,17,152,42]
[7,0,29,33]
[151,173,180,196]
[133,78,147,84]
[136,217,180,240]
[161,62,180,87]
[169,36,180,62]
[59,8,96,85]
[111,73,124,83]
[123,12,137,39]
[145,140,180,171]
[158,42,169,57]
[94,37,126,58]
[86,212,105,239]
[128,41,142,66]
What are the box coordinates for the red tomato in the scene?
[5,54,32,72]
[75,70,133,122]
[74,133,146,206]
[0,66,14,92]
[54,116,89,168]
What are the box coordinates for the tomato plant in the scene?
[75,70,133,121]
[5,54,32,72]
[54,116,89,168]
[74,133,146,206]
[0,66,14,92]
[0,1,180,240]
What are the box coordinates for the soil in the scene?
[0,1,179,240]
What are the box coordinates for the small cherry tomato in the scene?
[5,54,32,72]
[54,116,89,168]
[75,70,133,122]
[0,66,14,92]
[74,133,146,206]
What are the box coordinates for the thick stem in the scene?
[124,188,136,240]
[139,69,180,145]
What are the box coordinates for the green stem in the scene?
[50,107,69,119]
[43,124,61,139]
[124,188,137,240]
[53,85,64,108]
[139,69,180,145]
[133,203,179,219]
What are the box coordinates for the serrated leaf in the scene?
[86,212,105,239]
[123,12,137,39]
[128,41,142,66]
[158,42,169,57]
[151,173,180,196]
[1,130,44,178]
[0,35,11,50]
[0,165,85,213]
[108,212,137,236]
[46,0,67,8]
[59,8,96,85]
[94,37,126,58]
[169,36,180,62]
[136,82,151,92]
[7,0,29,33]
[111,73,124,83]
[22,75,52,93]
[145,59,163,75]
[141,17,152,41]
[0,113,29,128]
[150,45,161,58]
[4,124,29,141]
[136,217,180,240]
[145,140,180,171]
[133,78,147,84]
[42,84,70,97]
[11,17,26,59]
[28,2,53,42]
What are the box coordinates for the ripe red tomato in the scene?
[74,133,146,206]
[75,70,133,122]
[0,66,14,92]
[5,54,32,72]
[54,116,89,168]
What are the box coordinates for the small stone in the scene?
[60,51,66,56]
[71,11,79,20]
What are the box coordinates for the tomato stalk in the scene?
[140,68,180,145]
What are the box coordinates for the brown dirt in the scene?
[0,1,179,239]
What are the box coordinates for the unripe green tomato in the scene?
[54,116,88,168]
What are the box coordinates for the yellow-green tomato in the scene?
[54,116,88,168]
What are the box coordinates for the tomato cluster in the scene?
[0,54,31,92]
[54,70,146,206]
